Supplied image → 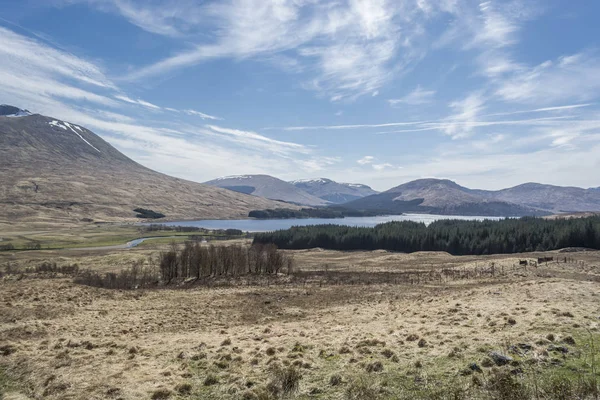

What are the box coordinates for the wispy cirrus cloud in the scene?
[114,0,432,101]
[0,26,329,181]
[184,109,222,120]
[114,94,160,109]
[388,85,436,106]
[494,52,600,105]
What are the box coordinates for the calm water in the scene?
[155,214,504,232]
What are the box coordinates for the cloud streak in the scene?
[388,86,436,106]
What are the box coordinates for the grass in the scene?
[0,224,236,251]
[0,366,19,398]
[1,242,600,399]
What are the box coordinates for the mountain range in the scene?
[342,179,600,216]
[0,106,290,224]
[2,104,600,223]
[203,175,329,206]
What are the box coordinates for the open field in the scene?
[1,238,600,399]
[0,224,241,252]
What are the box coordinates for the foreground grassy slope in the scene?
[0,243,599,399]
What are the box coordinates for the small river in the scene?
[154,213,504,232]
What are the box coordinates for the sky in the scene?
[1,0,600,191]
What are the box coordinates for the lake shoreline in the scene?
[146,213,505,232]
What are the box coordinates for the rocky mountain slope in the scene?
[0,106,290,224]
[343,179,552,216]
[204,175,328,206]
[290,178,378,204]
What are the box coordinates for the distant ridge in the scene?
[0,106,292,224]
[204,175,329,206]
[343,179,556,216]
[290,177,378,204]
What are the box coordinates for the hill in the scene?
[204,175,328,206]
[343,179,550,216]
[0,106,291,225]
[290,178,378,204]
[473,183,600,213]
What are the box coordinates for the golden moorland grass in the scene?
[0,241,599,399]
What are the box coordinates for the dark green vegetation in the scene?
[254,216,600,255]
[144,224,243,237]
[249,207,388,219]
[134,208,165,219]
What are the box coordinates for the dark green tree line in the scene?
[253,216,600,255]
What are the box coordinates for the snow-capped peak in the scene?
[0,105,31,117]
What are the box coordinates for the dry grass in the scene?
[0,244,599,399]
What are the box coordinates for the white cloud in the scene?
[494,53,600,105]
[357,156,374,165]
[120,0,431,101]
[0,26,334,183]
[372,163,393,170]
[184,109,222,120]
[388,85,436,106]
[205,125,310,155]
[85,0,207,37]
[115,94,160,109]
[441,92,486,139]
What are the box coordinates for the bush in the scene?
[345,377,378,400]
[268,366,302,396]
[134,208,165,219]
[486,371,529,400]
[203,374,219,386]
[74,262,157,289]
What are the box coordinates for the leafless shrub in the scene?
[74,262,158,289]
[158,242,294,283]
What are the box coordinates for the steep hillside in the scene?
[290,178,378,204]
[0,106,290,224]
[204,175,328,206]
[343,179,549,216]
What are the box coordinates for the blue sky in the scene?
[1,0,600,191]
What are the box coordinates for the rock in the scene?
[469,363,483,373]
[548,345,569,354]
[509,343,533,355]
[562,336,576,346]
[481,357,495,368]
[489,351,513,366]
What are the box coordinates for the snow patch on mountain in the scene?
[214,175,255,181]
[49,120,101,153]
[291,178,331,184]
[0,105,31,117]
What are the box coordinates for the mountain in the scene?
[343,179,551,216]
[204,175,328,206]
[290,178,378,204]
[475,183,600,213]
[0,107,291,224]
[0,104,31,117]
